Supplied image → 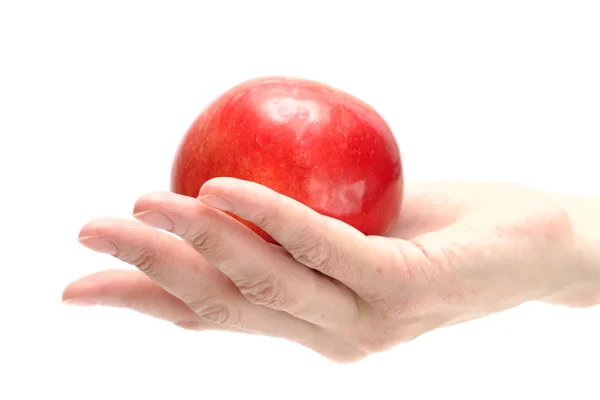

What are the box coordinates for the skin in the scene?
[63,178,600,363]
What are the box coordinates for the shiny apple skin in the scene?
[171,77,403,243]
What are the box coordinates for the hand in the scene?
[63,178,586,363]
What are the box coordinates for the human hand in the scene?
[63,178,590,363]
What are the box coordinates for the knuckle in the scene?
[184,225,226,259]
[252,210,270,228]
[253,209,280,232]
[121,249,161,278]
[115,293,135,310]
[290,231,332,271]
[190,301,235,325]
[285,216,339,273]
[237,276,292,309]
[252,192,284,231]
[186,228,212,249]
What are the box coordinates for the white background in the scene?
[1,0,599,399]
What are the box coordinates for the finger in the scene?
[77,218,319,343]
[64,269,367,365]
[197,177,393,296]
[62,269,241,332]
[132,192,359,328]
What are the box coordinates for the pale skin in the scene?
[63,178,600,363]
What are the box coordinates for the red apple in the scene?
[171,77,403,243]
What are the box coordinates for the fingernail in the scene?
[199,194,234,212]
[63,298,97,306]
[78,236,117,255]
[133,210,174,231]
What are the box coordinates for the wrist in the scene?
[545,192,600,307]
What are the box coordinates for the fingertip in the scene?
[61,277,96,305]
[62,297,97,306]
[199,177,246,196]
[198,194,235,213]
[62,271,101,297]
[78,217,123,239]
[199,179,279,215]
[61,286,74,303]
[61,270,142,307]
[132,210,174,231]
[133,191,174,214]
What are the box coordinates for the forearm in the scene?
[549,192,600,307]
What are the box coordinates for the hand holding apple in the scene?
[66,177,579,362]
[64,77,588,363]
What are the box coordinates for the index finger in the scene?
[198,177,396,296]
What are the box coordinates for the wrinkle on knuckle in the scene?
[253,209,280,233]
[116,292,135,310]
[121,249,161,278]
[237,276,292,309]
[137,254,159,278]
[183,222,210,248]
[253,191,285,231]
[190,301,235,325]
[289,228,333,273]
[186,225,225,258]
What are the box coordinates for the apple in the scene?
[170,76,403,243]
